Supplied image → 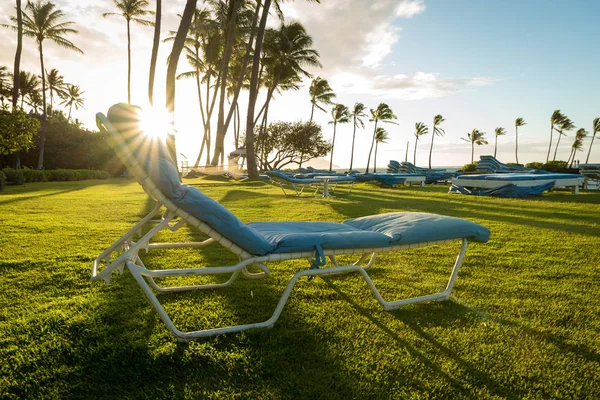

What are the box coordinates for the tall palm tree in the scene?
[148,0,160,105]
[328,103,350,171]
[493,127,506,159]
[308,76,335,122]
[428,114,445,168]
[366,103,397,173]
[5,0,83,169]
[250,20,321,168]
[373,127,389,173]
[546,109,565,163]
[514,118,526,164]
[553,117,575,161]
[349,102,367,171]
[462,129,488,163]
[585,117,600,164]
[413,122,428,165]
[45,67,65,111]
[568,128,587,167]
[103,0,154,104]
[164,0,197,166]
[59,84,85,119]
[12,0,23,109]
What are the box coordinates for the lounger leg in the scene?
[127,262,337,340]
[356,239,468,310]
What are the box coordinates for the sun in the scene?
[138,106,174,140]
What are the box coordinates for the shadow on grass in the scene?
[322,279,526,398]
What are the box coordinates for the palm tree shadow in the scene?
[321,278,527,398]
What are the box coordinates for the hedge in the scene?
[0,168,110,185]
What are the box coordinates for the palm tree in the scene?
[366,103,397,173]
[568,128,587,167]
[5,0,83,169]
[252,20,321,168]
[328,103,350,171]
[585,118,600,164]
[45,68,65,111]
[0,66,10,105]
[493,127,506,159]
[14,70,40,109]
[462,129,488,163]
[546,110,565,163]
[553,117,575,161]
[349,102,367,171]
[308,76,335,122]
[147,0,161,104]
[12,0,23,109]
[428,114,445,168]
[373,127,389,173]
[413,122,428,165]
[59,84,85,119]
[103,0,154,104]
[514,118,526,164]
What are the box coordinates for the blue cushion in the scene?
[247,222,393,253]
[343,212,490,244]
[176,186,276,256]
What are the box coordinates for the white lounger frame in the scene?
[94,113,474,341]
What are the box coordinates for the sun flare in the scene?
[138,107,174,140]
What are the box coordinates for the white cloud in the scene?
[361,23,401,68]
[395,0,426,18]
[331,71,494,100]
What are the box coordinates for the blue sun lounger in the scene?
[452,173,584,195]
[92,103,490,340]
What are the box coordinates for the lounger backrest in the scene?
[98,103,275,256]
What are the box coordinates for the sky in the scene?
[1,0,599,168]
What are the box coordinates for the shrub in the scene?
[461,163,477,172]
[2,168,25,185]
[543,160,568,170]
[21,167,48,183]
[526,162,544,169]
[0,171,5,191]
[506,162,524,167]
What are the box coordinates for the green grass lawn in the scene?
[1,177,599,399]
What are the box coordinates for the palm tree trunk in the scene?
[12,0,22,108]
[350,122,356,171]
[374,141,378,173]
[193,64,207,168]
[68,104,72,119]
[413,138,418,164]
[223,1,260,136]
[515,126,519,164]
[365,121,378,173]
[166,0,198,168]
[212,0,239,166]
[586,131,596,164]
[405,141,409,163]
[126,19,131,104]
[471,142,474,163]
[546,124,553,163]
[428,124,436,169]
[37,42,47,170]
[553,133,562,161]
[148,0,161,105]
[494,135,498,158]
[310,103,315,122]
[245,0,271,179]
[329,122,337,171]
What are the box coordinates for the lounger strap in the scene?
[307,244,327,281]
